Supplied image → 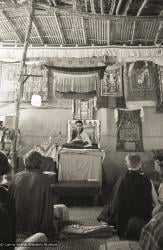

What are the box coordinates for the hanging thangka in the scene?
[22,64,48,102]
[0,63,20,102]
[73,98,96,120]
[127,61,157,102]
[101,63,123,97]
[115,108,144,152]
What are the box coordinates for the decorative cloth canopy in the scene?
[1,46,163,63]
[54,71,98,93]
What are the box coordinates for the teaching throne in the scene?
[53,120,104,205]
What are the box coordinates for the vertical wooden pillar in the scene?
[11,1,34,171]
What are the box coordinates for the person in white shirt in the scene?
[69,120,92,147]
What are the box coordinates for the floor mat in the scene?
[16,206,120,250]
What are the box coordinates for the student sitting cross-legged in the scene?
[97,153,158,240]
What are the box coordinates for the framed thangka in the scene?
[101,63,123,97]
[73,98,95,120]
[127,61,157,102]
[116,109,144,152]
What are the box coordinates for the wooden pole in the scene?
[137,0,149,16]
[122,0,133,16]
[11,0,34,171]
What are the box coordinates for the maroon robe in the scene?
[10,170,54,234]
[98,169,153,237]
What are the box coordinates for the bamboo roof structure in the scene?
[0,0,163,47]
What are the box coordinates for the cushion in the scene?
[53,204,69,222]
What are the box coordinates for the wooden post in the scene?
[123,63,128,99]
[11,1,34,171]
[137,0,149,16]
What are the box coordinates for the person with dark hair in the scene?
[97,153,158,240]
[10,150,55,235]
[0,150,16,249]
[68,120,92,148]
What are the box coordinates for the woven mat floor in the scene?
[17,206,139,250]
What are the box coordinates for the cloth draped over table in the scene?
[115,108,144,152]
[54,71,99,100]
[58,149,105,184]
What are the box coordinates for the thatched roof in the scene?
[2,0,163,16]
[0,0,163,47]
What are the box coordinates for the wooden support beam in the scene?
[84,0,88,12]
[12,0,34,170]
[51,0,57,6]
[154,21,163,45]
[122,0,133,16]
[73,0,77,11]
[116,0,124,15]
[2,10,24,44]
[107,20,110,45]
[100,0,104,14]
[129,0,149,45]
[90,0,96,14]
[137,0,149,16]
[123,63,128,104]
[32,17,44,45]
[82,18,87,44]
[130,21,136,45]
[159,39,163,46]
[54,11,66,44]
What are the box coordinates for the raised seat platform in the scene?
[51,180,101,205]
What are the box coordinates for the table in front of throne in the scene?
[52,148,105,205]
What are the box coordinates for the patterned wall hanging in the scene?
[0,63,19,102]
[116,109,144,152]
[73,98,95,120]
[22,65,48,103]
[0,63,49,103]
[127,61,157,102]
[96,79,109,108]
[101,63,123,97]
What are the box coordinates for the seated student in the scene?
[66,120,92,148]
[0,151,16,249]
[139,182,163,250]
[97,153,158,240]
[10,150,55,235]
